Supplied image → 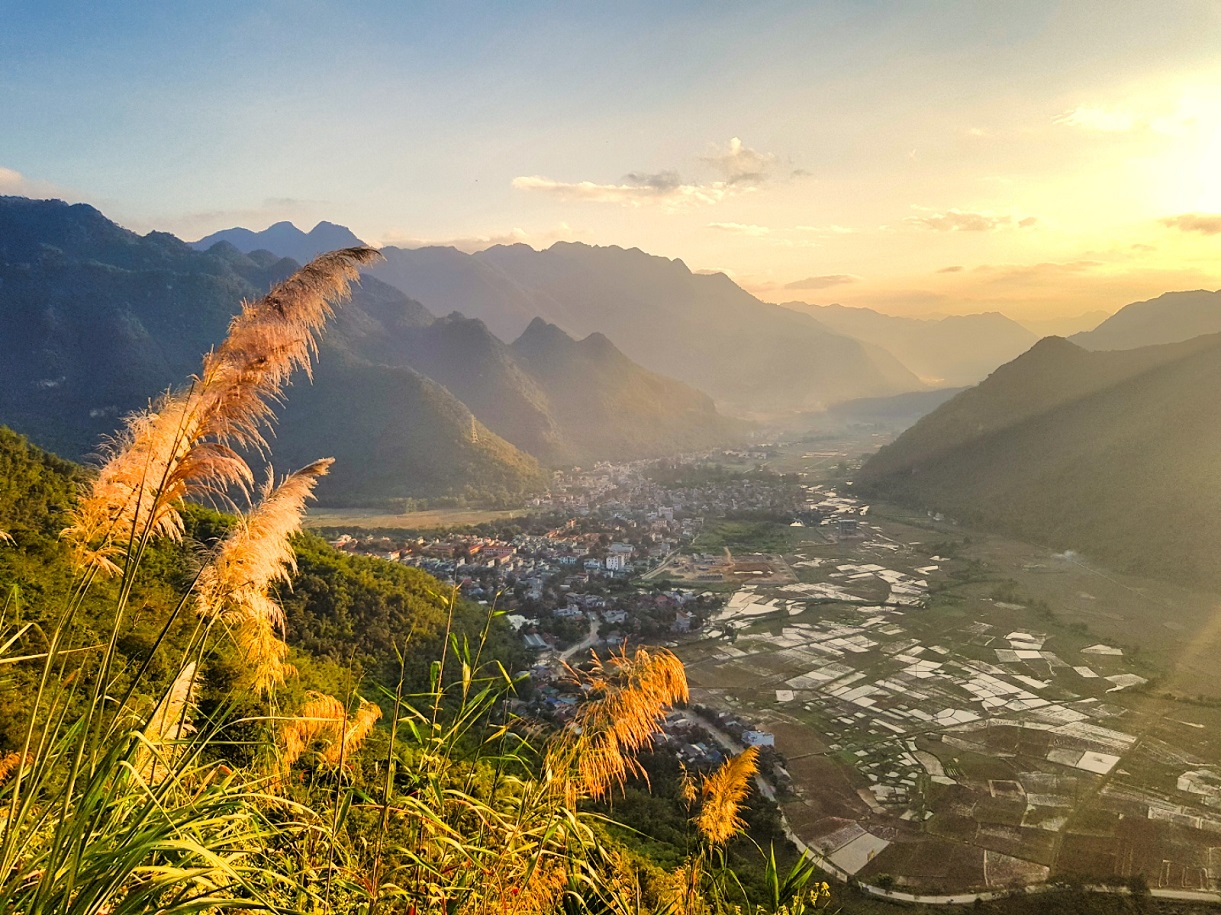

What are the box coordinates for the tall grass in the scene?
[0,247,827,913]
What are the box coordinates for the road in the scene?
[558,615,600,663]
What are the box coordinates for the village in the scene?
[322,451,803,653]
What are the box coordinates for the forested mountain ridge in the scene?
[858,333,1221,586]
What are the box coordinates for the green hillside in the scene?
[273,347,547,506]
[857,334,1221,587]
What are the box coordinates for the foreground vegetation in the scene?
[0,251,831,913]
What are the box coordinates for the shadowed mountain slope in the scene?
[0,197,543,504]
[857,334,1221,586]
[0,199,740,503]
[511,318,744,462]
[370,241,922,413]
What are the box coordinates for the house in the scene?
[601,609,628,625]
[523,634,548,651]
[605,554,628,572]
[672,610,695,633]
[742,730,775,747]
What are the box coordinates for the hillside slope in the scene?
[857,334,1221,586]
[512,318,743,461]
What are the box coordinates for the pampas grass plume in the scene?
[696,746,758,845]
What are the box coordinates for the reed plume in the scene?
[695,746,758,846]
[548,647,687,802]
[62,247,381,575]
[196,459,331,694]
[321,699,382,767]
[0,751,28,784]
[281,692,347,771]
[281,692,382,771]
[0,531,13,546]
[138,662,198,783]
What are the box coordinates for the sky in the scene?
[3,0,1220,322]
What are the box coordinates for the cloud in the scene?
[784,274,859,290]
[1055,105,1137,132]
[795,224,856,235]
[0,165,70,199]
[707,222,771,236]
[971,260,1102,286]
[937,265,964,273]
[512,137,786,210]
[1160,213,1221,235]
[512,173,727,208]
[702,137,777,187]
[905,208,1037,232]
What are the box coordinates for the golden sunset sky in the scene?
[3,1,1218,323]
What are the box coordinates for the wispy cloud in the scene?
[1054,105,1136,132]
[937,265,964,273]
[0,165,71,199]
[1160,213,1221,235]
[512,137,784,210]
[512,173,727,208]
[795,224,857,235]
[784,274,859,290]
[906,208,1038,232]
[707,222,771,236]
[972,259,1102,286]
[701,137,777,187]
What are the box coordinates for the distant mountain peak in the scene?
[190,220,366,263]
[514,317,575,354]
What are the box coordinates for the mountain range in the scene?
[192,220,365,265]
[367,242,923,414]
[789,303,1038,387]
[190,217,931,420]
[857,333,1221,587]
[0,197,741,505]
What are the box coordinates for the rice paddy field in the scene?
[674,442,1221,899]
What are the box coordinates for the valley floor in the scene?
[671,440,1221,900]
